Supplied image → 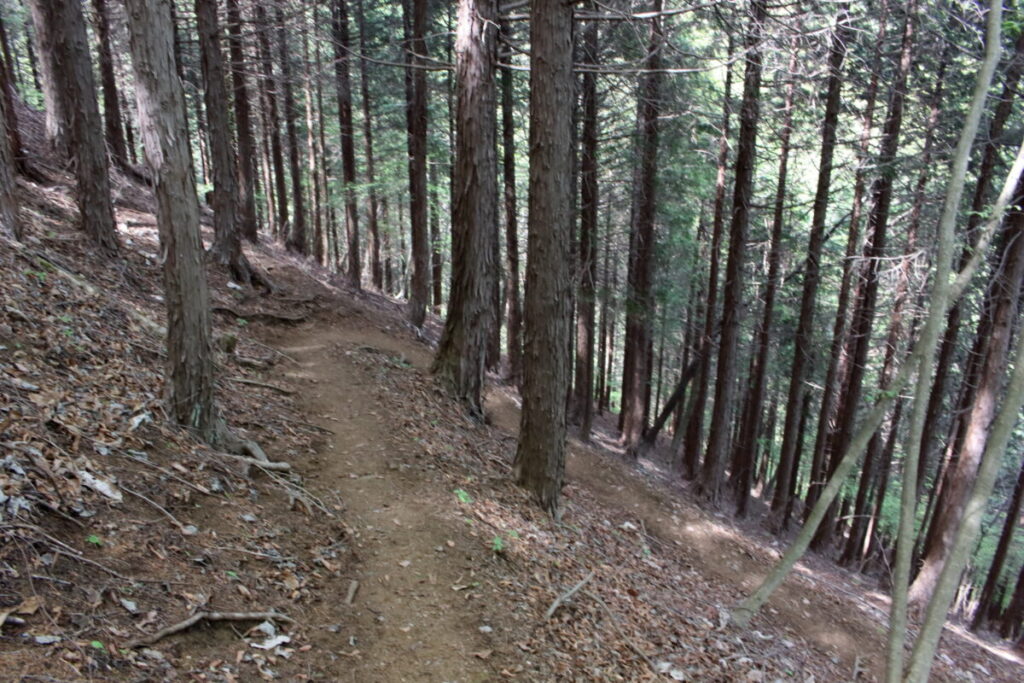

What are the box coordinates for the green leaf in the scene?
[90,640,105,650]
[86,534,103,547]
[226,570,239,580]
[454,488,473,504]
[491,536,505,553]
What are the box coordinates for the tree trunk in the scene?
[331,0,361,286]
[254,4,288,237]
[513,0,573,516]
[91,0,128,169]
[812,5,915,552]
[431,0,498,417]
[500,22,522,387]
[196,0,260,287]
[619,0,664,454]
[26,0,68,157]
[729,41,796,517]
[769,4,850,529]
[27,0,119,254]
[698,0,767,506]
[972,454,1024,632]
[355,0,382,290]
[908,191,1024,610]
[573,4,599,440]
[405,0,430,325]
[919,30,1024,496]
[683,34,733,480]
[0,63,19,240]
[278,3,307,256]
[225,0,260,242]
[123,0,218,440]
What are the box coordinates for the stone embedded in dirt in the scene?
[478,625,493,634]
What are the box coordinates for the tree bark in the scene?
[730,38,795,517]
[331,0,361,286]
[26,0,68,157]
[500,22,522,387]
[254,4,287,238]
[513,0,573,516]
[769,4,850,529]
[278,3,307,256]
[355,0,382,289]
[431,0,498,417]
[972,453,1024,632]
[619,0,664,455]
[27,0,119,255]
[682,34,733,480]
[405,0,430,325]
[573,4,599,440]
[225,0,260,242]
[91,0,128,169]
[908,188,1024,610]
[123,0,218,440]
[196,0,260,287]
[0,64,19,240]
[698,0,767,506]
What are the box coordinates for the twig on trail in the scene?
[277,415,335,435]
[217,452,292,472]
[224,377,296,395]
[248,338,300,364]
[4,523,160,583]
[545,570,596,619]
[122,485,190,531]
[111,451,212,495]
[583,588,658,675]
[264,469,334,517]
[126,610,294,648]
[345,580,359,605]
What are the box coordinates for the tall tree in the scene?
[698,0,767,506]
[196,0,261,286]
[769,4,850,528]
[0,65,18,240]
[431,0,498,417]
[355,0,383,289]
[26,0,119,254]
[908,190,1024,610]
[572,4,599,440]
[225,0,260,242]
[730,39,797,516]
[123,0,218,441]
[279,3,307,256]
[331,0,361,286]
[406,0,430,325]
[500,21,522,387]
[254,4,288,237]
[91,0,128,169]
[513,0,573,515]
[26,0,67,156]
[619,0,664,454]
[682,34,733,480]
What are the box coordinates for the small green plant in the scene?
[58,314,72,323]
[90,640,105,650]
[24,269,46,283]
[491,536,505,553]
[226,570,239,580]
[454,488,473,504]
[235,318,249,327]
[86,534,103,547]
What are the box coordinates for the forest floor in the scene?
[3,106,1024,680]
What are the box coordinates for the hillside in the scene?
[2,114,1024,680]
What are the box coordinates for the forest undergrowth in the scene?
[1,154,1023,680]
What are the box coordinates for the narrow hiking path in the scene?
[261,310,506,682]
[240,271,1023,682]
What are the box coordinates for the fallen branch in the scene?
[224,377,296,395]
[545,570,596,619]
[345,580,359,605]
[217,452,292,472]
[126,610,294,648]
[213,305,308,324]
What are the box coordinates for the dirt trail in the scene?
[266,313,496,682]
